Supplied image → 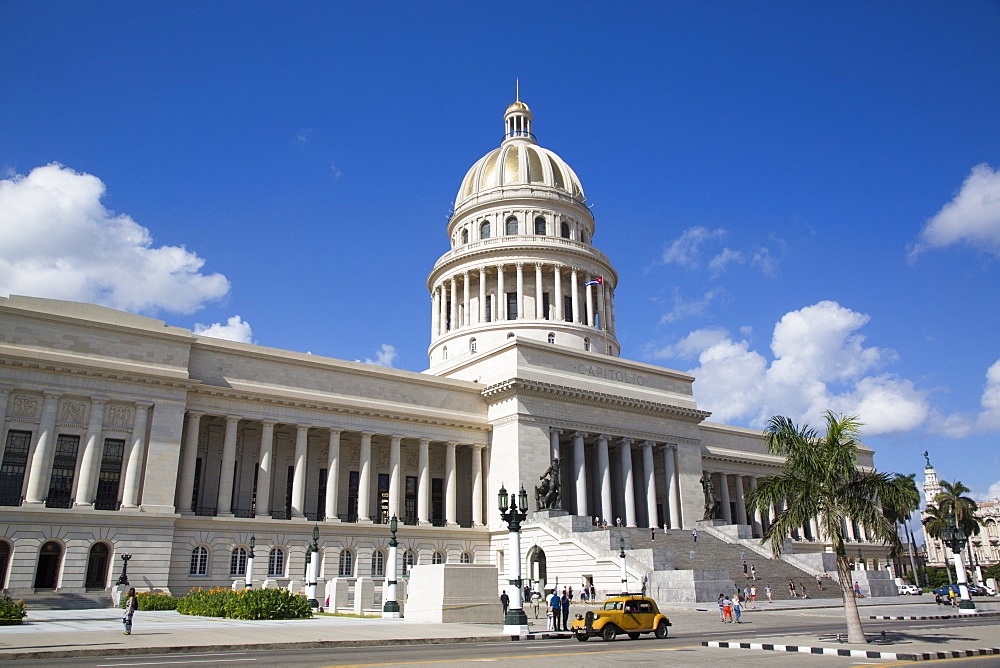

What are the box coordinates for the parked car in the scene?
[571,595,671,642]
[897,584,921,595]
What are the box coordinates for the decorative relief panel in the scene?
[60,400,86,423]
[377,447,389,467]
[347,446,359,465]
[405,452,418,468]
[106,405,134,428]
[431,454,444,473]
[11,395,38,418]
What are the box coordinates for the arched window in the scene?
[584,338,591,351]
[480,222,491,239]
[507,332,515,339]
[371,550,385,577]
[190,546,208,576]
[267,547,285,577]
[85,542,110,590]
[0,541,11,589]
[339,549,354,577]
[460,552,473,564]
[470,338,477,354]
[432,551,445,565]
[560,221,570,239]
[547,333,555,344]
[461,229,469,244]
[35,541,62,589]
[505,217,518,235]
[534,216,546,235]
[404,549,416,574]
[230,547,248,576]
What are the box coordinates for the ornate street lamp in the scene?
[498,484,530,635]
[244,535,255,588]
[383,515,401,618]
[619,537,628,595]
[941,513,976,613]
[305,524,320,608]
[115,552,132,586]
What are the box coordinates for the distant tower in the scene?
[427,97,620,368]
[921,452,942,511]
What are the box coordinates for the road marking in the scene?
[99,653,253,660]
[330,645,704,666]
[96,660,257,667]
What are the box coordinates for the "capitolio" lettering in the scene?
[576,364,646,386]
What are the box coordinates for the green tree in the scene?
[922,504,954,584]
[885,474,921,584]
[744,412,907,644]
[933,480,981,538]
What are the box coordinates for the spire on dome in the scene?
[503,84,534,144]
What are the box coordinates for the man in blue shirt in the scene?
[560,591,570,631]
[549,592,562,631]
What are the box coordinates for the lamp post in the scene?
[498,484,530,635]
[619,537,628,595]
[245,535,255,588]
[115,552,132,586]
[306,524,320,608]
[383,515,401,618]
[941,513,976,614]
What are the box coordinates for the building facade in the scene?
[922,459,1000,569]
[0,98,881,607]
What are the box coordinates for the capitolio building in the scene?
[0,97,888,607]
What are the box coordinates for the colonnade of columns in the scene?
[176,412,486,526]
[431,262,616,338]
[551,428,682,529]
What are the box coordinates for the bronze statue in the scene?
[535,458,561,510]
[923,450,932,469]
[701,472,720,520]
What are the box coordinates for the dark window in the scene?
[348,471,359,520]
[446,300,452,330]
[560,221,570,239]
[505,217,518,235]
[480,222,490,239]
[542,293,550,320]
[192,458,202,509]
[431,477,443,524]
[378,472,389,523]
[547,333,555,344]
[506,292,518,320]
[317,468,328,519]
[46,434,79,507]
[581,230,589,244]
[251,467,258,515]
[190,546,208,575]
[0,430,31,504]
[534,217,546,235]
[94,438,125,509]
[0,541,10,588]
[35,541,61,588]
[268,548,285,577]
[461,229,469,244]
[284,465,293,517]
[485,295,492,323]
[563,296,573,322]
[404,475,417,525]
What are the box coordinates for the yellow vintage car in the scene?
[571,595,671,641]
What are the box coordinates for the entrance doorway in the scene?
[85,543,110,589]
[527,545,547,591]
[35,541,61,589]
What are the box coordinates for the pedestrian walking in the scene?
[788,579,796,597]
[549,591,562,630]
[765,584,773,603]
[568,586,574,602]
[742,560,749,578]
[546,606,555,631]
[589,584,596,601]
[122,587,137,635]
[751,564,757,580]
[500,590,509,617]
[651,526,655,540]
[732,595,742,623]
[722,595,733,623]
[692,528,698,542]
[800,582,808,599]
[560,591,570,631]
[815,574,823,591]
[718,593,726,622]
[749,585,757,608]
[663,522,669,535]
[531,591,541,618]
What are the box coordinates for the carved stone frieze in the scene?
[11,395,38,418]
[106,405,134,428]
[60,400,87,423]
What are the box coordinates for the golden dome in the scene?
[506,100,530,113]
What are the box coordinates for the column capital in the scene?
[418,437,431,446]
[573,431,589,439]
[326,427,343,436]
[642,440,656,447]
[0,386,13,396]
[516,261,524,269]
[225,415,241,425]
[390,435,403,444]
[43,391,63,400]
[260,419,277,429]
[597,433,610,443]
[619,437,633,446]
[549,427,563,436]
[472,443,486,451]
[90,396,110,406]
[446,441,458,449]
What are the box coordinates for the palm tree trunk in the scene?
[836,553,867,643]
[904,520,919,585]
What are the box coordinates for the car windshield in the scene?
[603,601,623,611]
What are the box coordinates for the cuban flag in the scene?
[585,276,604,286]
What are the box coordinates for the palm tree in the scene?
[922,504,954,584]
[744,412,907,644]
[886,474,921,585]
[934,480,981,538]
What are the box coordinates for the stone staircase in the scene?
[623,526,842,599]
[7,590,115,609]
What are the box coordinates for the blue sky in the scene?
[2,2,1000,508]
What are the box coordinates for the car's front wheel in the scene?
[601,624,618,642]
[627,632,641,640]
[574,633,589,642]
[655,621,669,639]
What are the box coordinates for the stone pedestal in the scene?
[404,564,503,624]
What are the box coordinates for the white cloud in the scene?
[974,480,1000,503]
[330,163,343,181]
[361,343,398,368]
[935,358,1000,437]
[661,226,725,268]
[660,301,930,434]
[193,315,254,344]
[0,163,229,314]
[707,248,744,277]
[911,163,1000,258]
[658,288,725,323]
[661,226,780,278]
[751,247,778,277]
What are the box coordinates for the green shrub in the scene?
[120,591,179,611]
[0,595,27,625]
[176,587,235,617]
[224,588,312,620]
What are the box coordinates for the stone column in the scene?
[747,477,763,536]
[620,438,636,527]
[534,264,544,319]
[358,432,373,522]
[121,402,152,509]
[516,262,524,319]
[809,516,821,541]
[388,435,402,519]
[417,438,430,525]
[439,284,448,334]
[217,416,240,514]
[449,276,458,331]
[0,387,10,439]
[843,518,856,542]
[478,268,487,324]
[597,434,612,524]
[432,288,440,339]
[573,431,588,517]
[734,475,747,525]
[471,445,484,526]
[718,473,732,524]
[549,428,561,463]
[463,272,471,327]
[642,441,656,528]
[325,429,340,521]
[570,267,580,323]
[496,264,505,320]
[24,391,61,504]
[585,276,595,327]
[256,421,275,518]
[291,425,309,517]
[175,411,203,513]
[554,265,563,320]
[74,397,108,507]
[608,289,617,336]
[664,445,681,529]
[445,441,457,525]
